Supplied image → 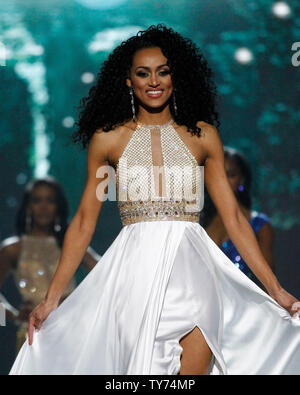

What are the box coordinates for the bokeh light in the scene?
[234,47,254,65]
[271,1,292,18]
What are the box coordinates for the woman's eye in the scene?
[136,70,170,77]
[137,72,147,77]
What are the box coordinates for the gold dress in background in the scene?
[13,234,76,352]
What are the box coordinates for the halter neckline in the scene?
[135,119,174,130]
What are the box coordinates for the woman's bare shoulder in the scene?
[94,120,135,137]
[93,121,134,149]
[192,121,220,165]
[94,121,136,167]
[196,121,219,137]
[196,121,222,159]
[87,123,129,167]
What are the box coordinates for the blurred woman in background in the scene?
[0,177,100,354]
[200,147,275,287]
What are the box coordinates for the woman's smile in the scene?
[146,89,164,98]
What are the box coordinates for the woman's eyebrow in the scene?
[135,64,169,71]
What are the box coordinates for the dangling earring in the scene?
[25,211,32,233]
[129,87,137,123]
[54,216,62,232]
[172,89,178,117]
[238,184,244,192]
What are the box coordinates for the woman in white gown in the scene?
[10,24,300,375]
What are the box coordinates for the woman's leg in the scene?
[179,326,212,375]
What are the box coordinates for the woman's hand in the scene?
[28,300,58,345]
[269,288,300,317]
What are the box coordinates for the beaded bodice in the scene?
[116,122,204,226]
[14,235,76,305]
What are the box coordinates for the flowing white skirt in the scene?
[9,221,300,375]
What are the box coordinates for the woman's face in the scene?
[27,185,58,228]
[225,157,245,193]
[126,47,173,110]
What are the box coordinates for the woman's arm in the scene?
[44,130,111,306]
[28,129,114,344]
[0,241,20,322]
[0,243,13,288]
[200,122,299,315]
[0,240,34,323]
[256,222,275,272]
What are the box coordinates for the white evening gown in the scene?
[10,121,300,375]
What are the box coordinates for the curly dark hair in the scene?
[72,23,220,149]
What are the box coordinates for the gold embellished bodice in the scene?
[116,122,204,226]
[14,235,76,305]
